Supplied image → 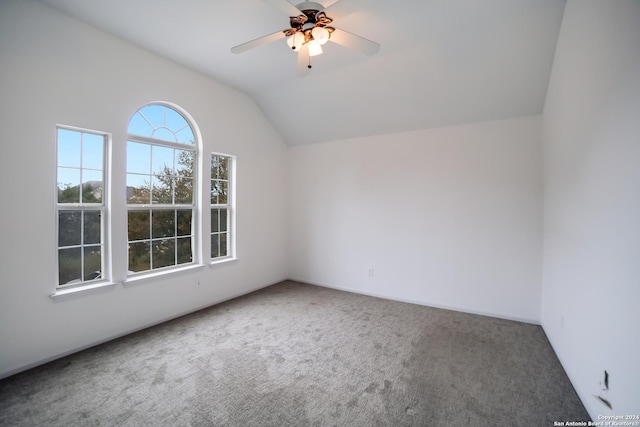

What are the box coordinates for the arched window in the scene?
[126,103,199,274]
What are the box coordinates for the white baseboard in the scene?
[289,277,541,325]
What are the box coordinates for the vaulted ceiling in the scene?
[38,0,566,145]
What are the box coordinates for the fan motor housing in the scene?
[290,2,327,29]
[295,2,325,12]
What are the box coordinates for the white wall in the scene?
[289,116,543,323]
[542,0,640,417]
[0,0,288,377]
[4,0,638,417]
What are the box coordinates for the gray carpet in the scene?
[0,280,588,426]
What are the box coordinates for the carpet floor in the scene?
[0,280,589,426]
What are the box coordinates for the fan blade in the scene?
[231,31,286,54]
[329,28,380,56]
[296,44,311,76]
[322,0,359,19]
[264,0,301,17]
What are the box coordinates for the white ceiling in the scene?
[37,0,566,146]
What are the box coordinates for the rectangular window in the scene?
[211,153,233,260]
[126,140,196,274]
[56,127,108,287]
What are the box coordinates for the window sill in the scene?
[123,263,205,287]
[50,281,118,301]
[209,257,238,267]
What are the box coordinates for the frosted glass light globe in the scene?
[308,40,323,56]
[311,26,330,45]
[286,32,304,50]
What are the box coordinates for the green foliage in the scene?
[127,150,195,272]
[128,241,150,272]
[211,155,229,205]
[58,181,103,204]
[210,155,231,259]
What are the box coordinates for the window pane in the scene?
[152,145,174,175]
[175,126,195,145]
[220,209,228,232]
[211,155,219,179]
[177,237,192,264]
[82,133,104,170]
[84,211,101,244]
[152,176,173,204]
[57,129,81,168]
[129,241,150,272]
[128,112,154,137]
[127,142,151,174]
[153,239,175,268]
[211,234,219,258]
[83,168,103,183]
[152,127,177,142]
[152,210,175,238]
[82,170,103,203]
[174,178,193,204]
[176,150,193,177]
[58,168,81,203]
[128,210,150,240]
[218,181,228,204]
[211,181,219,204]
[59,211,81,246]
[165,107,186,132]
[220,233,228,257]
[138,105,164,130]
[211,180,228,205]
[59,247,81,285]
[176,210,192,236]
[136,104,191,144]
[211,209,219,233]
[218,157,229,180]
[127,174,151,204]
[83,246,102,280]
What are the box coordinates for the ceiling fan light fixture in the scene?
[230,1,381,74]
[311,26,330,45]
[308,40,323,56]
[286,32,304,50]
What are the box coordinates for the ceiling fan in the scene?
[231,0,380,75]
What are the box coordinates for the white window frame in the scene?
[210,152,235,263]
[55,125,111,290]
[126,102,201,278]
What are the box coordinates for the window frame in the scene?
[125,102,201,278]
[210,152,235,263]
[55,125,111,290]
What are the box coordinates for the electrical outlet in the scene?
[196,279,201,286]
[368,268,375,277]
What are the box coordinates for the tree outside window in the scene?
[126,103,198,274]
